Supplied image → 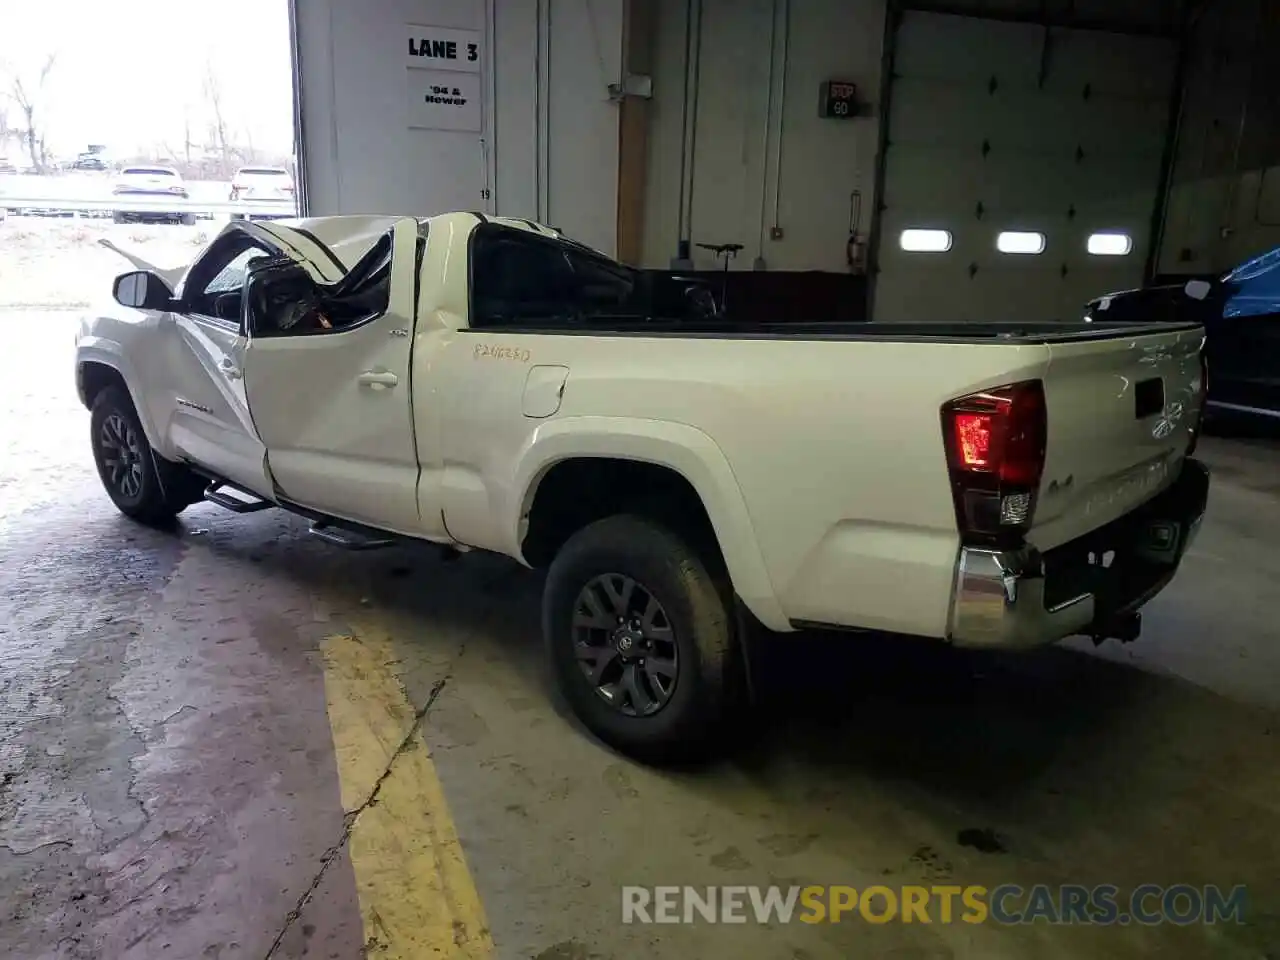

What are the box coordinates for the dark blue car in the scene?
[1086,246,1280,422]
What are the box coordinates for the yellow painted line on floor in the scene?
[320,627,493,959]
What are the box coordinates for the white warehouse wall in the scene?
[291,0,623,256]
[641,0,886,272]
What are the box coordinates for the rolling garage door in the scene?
[873,11,1177,322]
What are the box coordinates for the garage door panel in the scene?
[874,263,980,321]
[884,153,1085,215]
[888,82,1020,146]
[895,12,1041,80]
[1068,100,1169,155]
[874,11,1176,322]
[891,83,1087,154]
[977,157,1078,213]
[1044,30,1175,99]
[1069,163,1161,204]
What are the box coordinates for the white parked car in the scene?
[228,166,295,220]
[75,213,1210,761]
[112,165,194,225]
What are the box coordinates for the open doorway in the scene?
[0,0,298,310]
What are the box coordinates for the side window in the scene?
[566,248,634,316]
[249,234,395,338]
[470,228,636,327]
[472,232,576,326]
[187,243,272,324]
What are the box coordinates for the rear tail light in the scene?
[941,379,1047,545]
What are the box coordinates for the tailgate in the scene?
[1029,324,1204,551]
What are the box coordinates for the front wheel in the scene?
[542,515,742,764]
[90,387,203,525]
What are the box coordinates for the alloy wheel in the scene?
[572,573,679,717]
[99,412,145,501]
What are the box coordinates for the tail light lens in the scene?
[941,379,1047,545]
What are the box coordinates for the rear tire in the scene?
[543,515,742,764]
[90,387,203,525]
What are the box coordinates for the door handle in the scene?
[357,370,399,388]
[219,358,242,380]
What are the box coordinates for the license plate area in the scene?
[1040,463,1207,614]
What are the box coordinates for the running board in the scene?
[203,482,273,514]
[308,521,394,551]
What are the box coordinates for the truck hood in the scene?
[98,215,410,292]
[98,238,189,289]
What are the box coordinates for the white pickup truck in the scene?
[76,213,1210,761]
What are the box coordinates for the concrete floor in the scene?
[2,310,1279,959]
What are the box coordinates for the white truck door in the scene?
[240,218,424,535]
[157,234,277,497]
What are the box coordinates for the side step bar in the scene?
[203,482,273,514]
[195,476,396,551]
[309,521,394,551]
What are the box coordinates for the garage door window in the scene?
[1088,232,1134,256]
[996,231,1047,255]
[899,229,953,253]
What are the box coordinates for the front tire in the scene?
[90,387,203,525]
[543,515,741,764]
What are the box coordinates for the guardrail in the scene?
[0,195,298,218]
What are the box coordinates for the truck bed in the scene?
[497,317,1202,343]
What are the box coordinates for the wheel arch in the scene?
[512,418,789,631]
[76,350,163,452]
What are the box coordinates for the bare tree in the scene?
[4,54,58,172]
[202,61,231,176]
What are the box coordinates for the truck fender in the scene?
[76,339,166,455]
[511,416,791,632]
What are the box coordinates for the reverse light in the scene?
[942,380,1047,544]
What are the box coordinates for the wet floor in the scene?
[2,311,1278,959]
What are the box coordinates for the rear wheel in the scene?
[543,515,742,763]
[90,387,203,525]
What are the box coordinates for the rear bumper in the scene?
[948,458,1210,649]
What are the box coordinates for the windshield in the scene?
[123,167,176,177]
[239,168,288,176]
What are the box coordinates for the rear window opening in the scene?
[899,229,953,253]
[123,167,177,177]
[239,167,289,176]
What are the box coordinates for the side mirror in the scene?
[1184,279,1212,301]
[113,270,174,311]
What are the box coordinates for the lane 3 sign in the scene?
[405,24,483,132]
[405,24,482,74]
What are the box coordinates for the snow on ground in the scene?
[0,217,215,309]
